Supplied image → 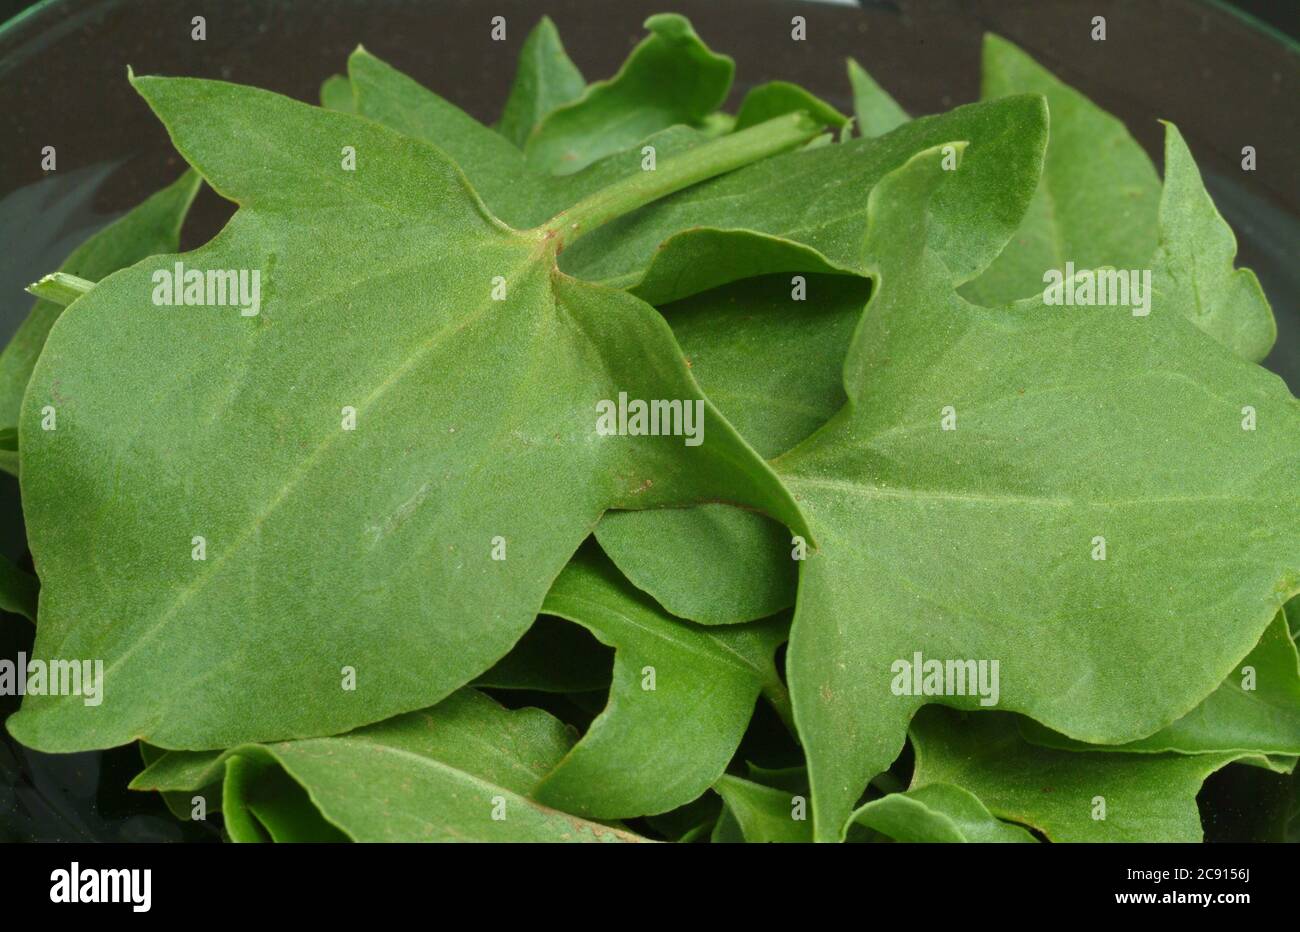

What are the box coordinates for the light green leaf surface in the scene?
[595,274,867,623]
[962,35,1162,307]
[849,782,1037,842]
[1153,121,1276,361]
[0,170,201,445]
[532,545,789,818]
[0,552,37,621]
[524,14,732,175]
[733,81,848,133]
[134,689,643,842]
[8,75,814,753]
[561,93,1049,305]
[846,58,908,137]
[497,16,586,150]
[910,707,1264,842]
[778,145,1299,840]
[1021,611,1300,756]
[711,773,812,842]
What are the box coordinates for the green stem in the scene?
[537,111,821,248]
[27,272,94,306]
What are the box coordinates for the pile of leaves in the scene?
[1,14,1297,843]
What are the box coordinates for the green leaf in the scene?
[561,93,1050,305]
[597,506,795,626]
[138,741,220,822]
[347,47,711,230]
[849,782,1037,842]
[8,75,815,753]
[846,59,908,137]
[733,81,848,133]
[910,707,1266,842]
[135,689,641,842]
[0,170,201,443]
[221,754,350,842]
[595,274,867,624]
[711,774,812,842]
[497,16,586,149]
[778,144,1299,840]
[962,39,1274,363]
[0,552,37,621]
[318,73,355,113]
[221,754,270,842]
[961,35,1162,307]
[524,14,733,175]
[1153,121,1276,361]
[532,545,790,818]
[1021,611,1300,756]
[601,128,1276,631]
[587,100,1054,627]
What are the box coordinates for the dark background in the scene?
[0,0,1297,841]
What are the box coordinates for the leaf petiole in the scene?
[536,111,822,249]
[26,272,95,306]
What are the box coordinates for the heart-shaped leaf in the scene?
[781,141,1299,840]
[9,74,816,753]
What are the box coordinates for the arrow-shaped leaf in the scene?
[9,75,815,753]
[780,140,1299,840]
